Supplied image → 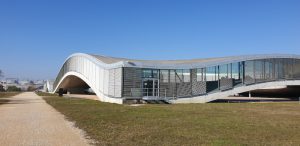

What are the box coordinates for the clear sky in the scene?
[0,0,299,80]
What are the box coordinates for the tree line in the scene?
[0,69,23,92]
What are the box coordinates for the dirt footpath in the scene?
[0,92,91,146]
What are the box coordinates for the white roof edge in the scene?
[68,53,126,69]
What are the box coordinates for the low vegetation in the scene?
[6,86,21,92]
[43,96,300,146]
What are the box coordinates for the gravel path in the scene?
[0,92,91,146]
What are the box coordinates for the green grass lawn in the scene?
[43,96,300,146]
[0,92,20,104]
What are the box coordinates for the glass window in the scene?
[232,62,240,80]
[183,69,190,82]
[196,68,204,81]
[152,70,159,78]
[294,59,300,78]
[206,66,217,81]
[269,60,274,79]
[142,69,159,78]
[274,60,279,79]
[219,64,228,79]
[142,69,152,78]
[170,70,176,83]
[284,58,293,79]
[265,61,270,80]
[245,60,254,80]
[255,60,263,80]
[160,70,169,83]
[278,59,284,79]
[176,70,183,83]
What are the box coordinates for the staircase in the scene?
[142,96,172,104]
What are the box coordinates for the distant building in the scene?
[19,80,31,86]
[6,78,18,84]
[1,78,45,91]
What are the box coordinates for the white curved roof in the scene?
[69,53,300,69]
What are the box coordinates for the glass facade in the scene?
[244,60,255,84]
[206,66,218,81]
[196,68,204,81]
[123,58,300,98]
[183,69,190,82]
[142,69,159,78]
[219,64,229,79]
[160,70,169,83]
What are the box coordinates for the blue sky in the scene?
[0,0,299,80]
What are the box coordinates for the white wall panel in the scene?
[53,54,124,104]
[114,68,122,97]
[78,57,83,74]
[96,66,99,90]
[108,69,115,96]
[100,68,104,93]
[104,70,109,95]
[92,63,95,86]
[89,61,92,81]
[83,59,87,76]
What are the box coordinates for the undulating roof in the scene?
[88,54,300,69]
[91,54,243,65]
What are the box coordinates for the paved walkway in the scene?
[0,92,91,146]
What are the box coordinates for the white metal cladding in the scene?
[53,54,123,104]
[107,68,123,97]
[114,68,122,97]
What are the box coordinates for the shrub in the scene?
[6,86,21,92]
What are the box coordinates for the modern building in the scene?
[52,53,300,104]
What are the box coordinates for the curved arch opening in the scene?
[56,75,95,95]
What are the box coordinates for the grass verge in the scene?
[43,96,300,146]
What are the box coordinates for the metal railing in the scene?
[131,88,173,101]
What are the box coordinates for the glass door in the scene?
[142,78,159,97]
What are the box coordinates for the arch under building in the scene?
[51,53,300,104]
